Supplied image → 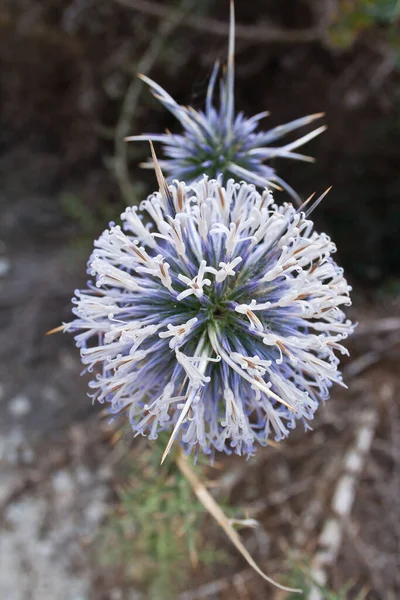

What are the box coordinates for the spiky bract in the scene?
[126,5,326,202]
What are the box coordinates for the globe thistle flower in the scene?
[65,157,353,462]
[126,3,326,202]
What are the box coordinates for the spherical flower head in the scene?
[126,4,326,203]
[66,172,353,461]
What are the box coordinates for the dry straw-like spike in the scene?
[298,186,332,217]
[149,140,173,208]
[46,324,66,335]
[176,450,301,594]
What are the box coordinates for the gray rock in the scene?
[8,394,32,418]
[0,257,10,277]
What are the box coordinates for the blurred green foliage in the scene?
[97,438,228,599]
[60,191,139,253]
[329,0,400,48]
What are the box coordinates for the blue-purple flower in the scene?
[65,170,353,461]
[126,4,326,202]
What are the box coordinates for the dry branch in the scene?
[178,569,254,600]
[113,0,322,44]
[293,457,341,550]
[344,332,400,379]
[176,451,301,594]
[353,317,400,336]
[307,408,378,600]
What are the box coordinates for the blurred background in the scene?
[0,1,399,598]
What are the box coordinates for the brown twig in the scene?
[113,0,322,45]
[344,331,400,379]
[307,408,378,600]
[178,569,254,600]
[352,317,400,336]
[0,450,70,520]
[113,0,194,204]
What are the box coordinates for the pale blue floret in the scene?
[66,175,353,461]
[126,4,326,203]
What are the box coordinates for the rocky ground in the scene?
[1,224,399,599]
[0,185,107,599]
[0,1,399,597]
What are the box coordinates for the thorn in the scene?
[267,439,281,449]
[161,389,194,464]
[306,185,332,216]
[161,423,180,465]
[297,191,316,213]
[111,430,123,445]
[268,180,284,192]
[300,186,332,217]
[46,324,66,335]
[149,141,173,208]
[161,432,176,464]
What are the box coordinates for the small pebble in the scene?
[0,472,19,504]
[8,394,31,418]
[59,349,78,371]
[85,499,108,527]
[42,385,62,404]
[22,447,35,464]
[75,465,92,486]
[52,470,74,494]
[97,464,113,482]
[52,470,75,508]
[0,257,10,277]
